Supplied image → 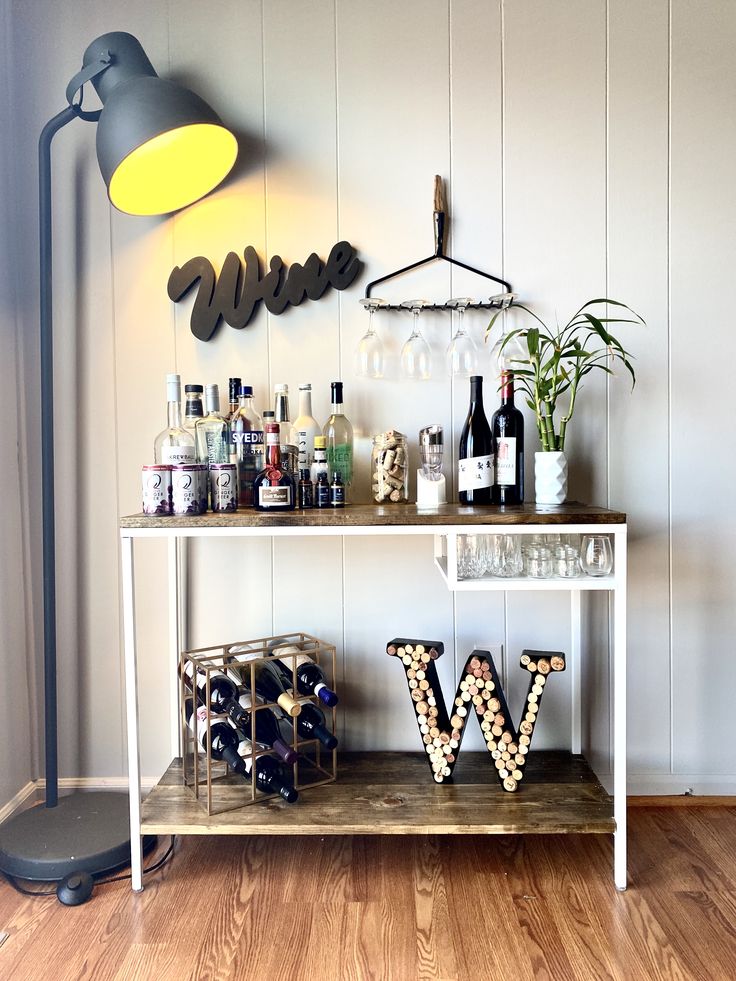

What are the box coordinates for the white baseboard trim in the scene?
[0,781,37,823]
[597,773,736,797]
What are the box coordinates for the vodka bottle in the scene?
[230,385,264,507]
[274,383,298,474]
[183,384,204,433]
[153,373,196,465]
[293,383,321,469]
[195,384,230,466]
[323,381,353,490]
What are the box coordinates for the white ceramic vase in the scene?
[534,451,568,505]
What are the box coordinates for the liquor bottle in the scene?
[310,435,329,485]
[315,471,330,508]
[183,384,204,433]
[279,701,338,750]
[226,377,241,421]
[274,383,298,474]
[458,375,494,506]
[330,471,345,508]
[236,737,298,803]
[153,373,196,465]
[230,385,264,507]
[253,422,297,511]
[274,649,338,707]
[323,382,353,491]
[195,384,230,466]
[184,696,247,776]
[293,383,321,469]
[491,370,525,505]
[228,693,298,764]
[298,469,314,509]
[228,644,302,717]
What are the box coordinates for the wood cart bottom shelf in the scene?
[140,751,614,836]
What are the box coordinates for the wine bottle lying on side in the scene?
[236,737,298,803]
[226,691,298,765]
[228,644,302,717]
[272,646,339,707]
[180,661,250,727]
[277,700,338,751]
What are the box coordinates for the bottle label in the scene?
[232,431,264,448]
[316,483,330,507]
[162,445,196,465]
[326,444,353,484]
[296,429,315,467]
[495,438,517,486]
[258,485,292,507]
[458,454,494,492]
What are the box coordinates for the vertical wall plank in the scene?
[670,0,736,774]
[608,0,670,774]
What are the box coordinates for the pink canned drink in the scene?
[171,465,204,515]
[142,465,172,515]
[210,463,238,512]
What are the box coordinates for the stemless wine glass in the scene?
[400,299,432,380]
[356,297,387,378]
[445,297,478,377]
[580,535,614,577]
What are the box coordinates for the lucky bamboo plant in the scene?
[486,298,643,452]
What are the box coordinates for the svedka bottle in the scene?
[154,373,196,465]
[253,422,296,511]
[230,385,263,506]
[323,382,353,493]
[491,370,525,505]
[458,375,494,505]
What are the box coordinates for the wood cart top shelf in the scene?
[121,501,625,532]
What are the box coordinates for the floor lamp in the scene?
[0,31,237,881]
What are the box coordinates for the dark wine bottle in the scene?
[181,662,249,727]
[274,648,338,707]
[229,692,298,764]
[184,697,247,776]
[237,737,298,802]
[458,375,494,505]
[491,370,525,505]
[228,645,302,717]
[280,701,338,750]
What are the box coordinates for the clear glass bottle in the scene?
[195,384,230,466]
[226,377,241,421]
[253,422,296,511]
[293,383,321,469]
[274,383,298,475]
[310,435,329,485]
[230,385,264,507]
[183,384,204,433]
[153,373,196,465]
[323,381,353,491]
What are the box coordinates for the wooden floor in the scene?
[1,805,736,981]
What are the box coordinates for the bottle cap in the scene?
[331,471,341,482]
[165,374,181,401]
[275,383,288,393]
[205,383,219,397]
[314,436,327,450]
[262,410,275,419]
[330,381,343,402]
[228,377,241,396]
[299,382,312,391]
[185,384,204,393]
[239,385,253,397]
[299,469,311,480]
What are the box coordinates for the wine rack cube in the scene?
[180,632,337,815]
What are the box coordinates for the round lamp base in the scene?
[0,791,153,881]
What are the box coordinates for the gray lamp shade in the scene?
[84,32,238,215]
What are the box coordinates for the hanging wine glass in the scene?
[400,299,432,380]
[356,297,387,378]
[488,296,526,378]
[445,297,478,377]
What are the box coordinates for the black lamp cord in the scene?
[0,835,177,897]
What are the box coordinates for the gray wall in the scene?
[3,0,735,805]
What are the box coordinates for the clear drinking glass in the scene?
[581,535,614,577]
[457,534,487,579]
[524,544,553,578]
[445,297,478,377]
[400,299,432,380]
[554,543,581,578]
[490,534,523,577]
[356,298,387,378]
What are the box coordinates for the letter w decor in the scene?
[386,638,566,792]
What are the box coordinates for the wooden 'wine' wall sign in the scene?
[387,638,566,792]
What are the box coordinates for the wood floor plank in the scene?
[1,806,736,980]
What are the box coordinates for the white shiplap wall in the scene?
[5,0,736,800]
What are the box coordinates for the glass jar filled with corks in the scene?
[371,430,408,503]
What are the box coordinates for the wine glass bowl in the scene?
[400,299,432,381]
[356,298,387,379]
[580,535,614,577]
[445,297,478,377]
